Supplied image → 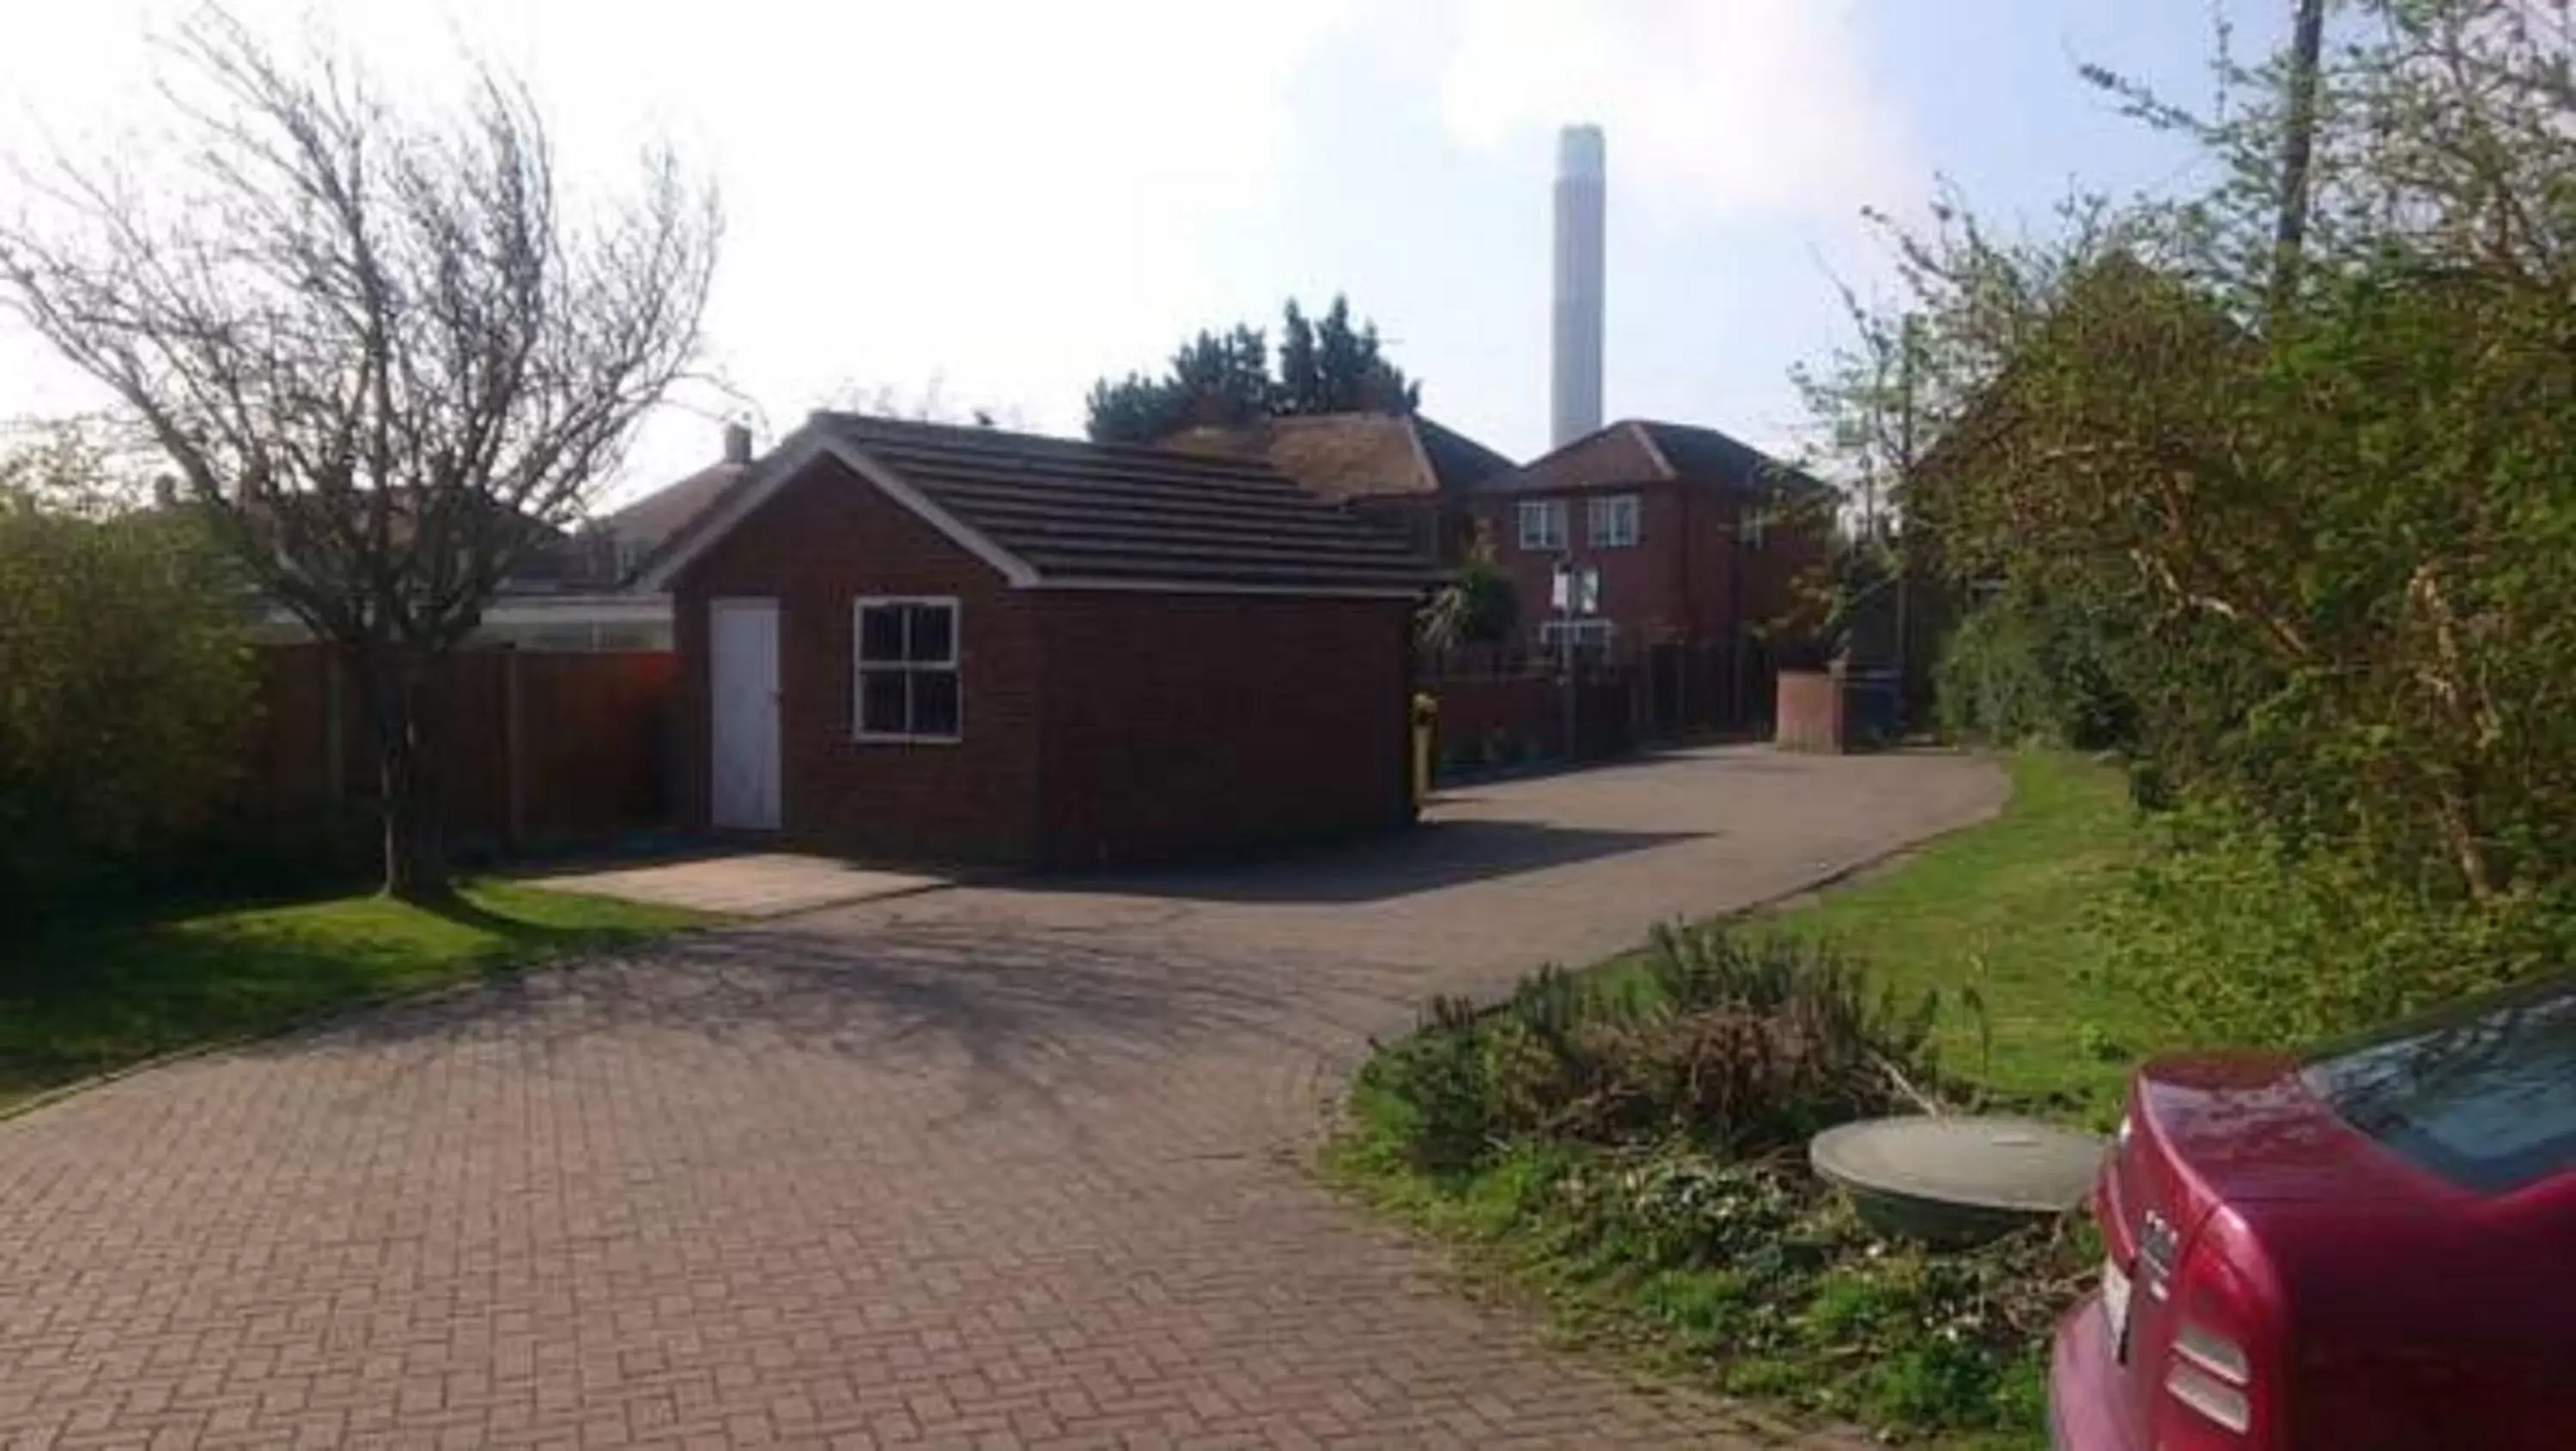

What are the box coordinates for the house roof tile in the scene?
[643,414,1438,598]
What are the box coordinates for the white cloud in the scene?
[1436,0,1918,228]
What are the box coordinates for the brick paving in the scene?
[0,747,2003,1449]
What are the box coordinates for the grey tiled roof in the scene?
[811,414,1437,594]
[1477,419,1831,500]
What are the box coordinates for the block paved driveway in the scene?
[0,747,2004,1450]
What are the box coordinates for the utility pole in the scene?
[1893,316,1920,731]
[2271,0,2329,317]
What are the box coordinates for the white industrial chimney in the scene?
[1551,124,1607,448]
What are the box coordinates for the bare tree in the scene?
[0,9,718,901]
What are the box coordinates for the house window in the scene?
[1741,506,1768,550]
[1589,494,1641,548]
[1516,498,1567,552]
[854,598,961,742]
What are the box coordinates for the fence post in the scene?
[504,648,528,853]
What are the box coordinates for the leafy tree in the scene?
[1282,295,1418,415]
[1277,301,1321,411]
[0,429,255,909]
[1804,0,2576,1039]
[1086,295,1419,442]
[0,9,717,901]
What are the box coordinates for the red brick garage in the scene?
[640,415,1430,868]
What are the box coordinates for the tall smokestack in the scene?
[1551,124,1607,447]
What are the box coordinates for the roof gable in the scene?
[640,415,1434,598]
[1413,416,1516,493]
[1475,421,1670,495]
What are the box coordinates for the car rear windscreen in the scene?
[2300,979,2576,1195]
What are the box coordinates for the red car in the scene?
[2050,975,2576,1449]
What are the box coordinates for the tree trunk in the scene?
[2270,0,2329,317]
[353,641,452,903]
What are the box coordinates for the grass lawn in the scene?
[1773,750,2155,1124]
[1,881,714,1113]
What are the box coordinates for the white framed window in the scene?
[1516,498,1567,552]
[1588,494,1641,548]
[1741,506,1768,550]
[854,597,962,743]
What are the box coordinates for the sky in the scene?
[0,2,2279,509]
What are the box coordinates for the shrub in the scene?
[1933,586,2137,751]
[1352,926,1944,1173]
[1353,993,1498,1174]
[2103,796,2576,1049]
[0,446,257,913]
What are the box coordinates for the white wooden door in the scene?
[709,598,781,831]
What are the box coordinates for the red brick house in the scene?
[637,415,1431,868]
[1464,419,1832,728]
[1160,413,1516,564]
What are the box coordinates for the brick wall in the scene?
[673,457,1045,865]
[1470,479,1826,681]
[1774,669,1845,753]
[674,456,1416,869]
[1035,592,1413,868]
[1474,481,1698,645]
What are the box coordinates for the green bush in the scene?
[2104,798,2576,1050]
[1934,586,2136,752]
[0,441,258,913]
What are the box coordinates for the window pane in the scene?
[1520,500,1566,550]
[912,670,961,738]
[1589,495,1637,546]
[907,603,955,665]
[2303,979,2576,1194]
[859,669,909,735]
[859,604,905,663]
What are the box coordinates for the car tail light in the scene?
[2153,1229,2275,1448]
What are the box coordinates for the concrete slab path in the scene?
[528,853,951,919]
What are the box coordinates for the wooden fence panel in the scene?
[238,644,677,858]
